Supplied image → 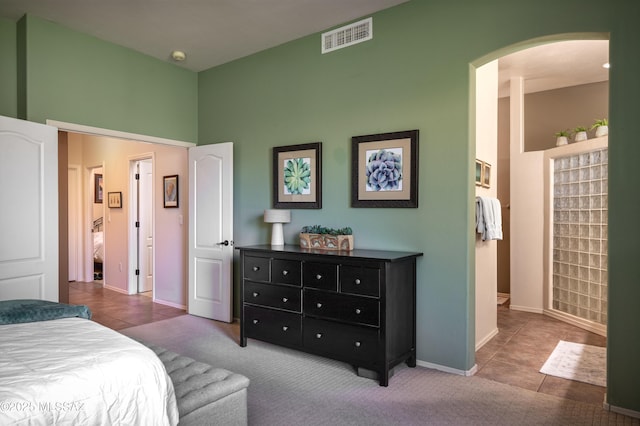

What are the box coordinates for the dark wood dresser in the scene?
[237,244,422,386]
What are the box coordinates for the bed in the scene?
[0,300,179,425]
[93,217,104,279]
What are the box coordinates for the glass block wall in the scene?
[552,148,608,325]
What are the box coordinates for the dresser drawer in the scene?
[303,318,378,364]
[303,262,338,291]
[244,256,270,282]
[244,305,302,347]
[272,259,301,286]
[304,289,379,326]
[340,265,380,297]
[244,281,301,312]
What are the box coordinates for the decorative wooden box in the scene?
[299,233,354,251]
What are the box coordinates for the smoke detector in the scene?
[171,50,186,62]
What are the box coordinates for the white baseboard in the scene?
[604,401,640,419]
[152,298,186,310]
[476,328,499,351]
[103,284,129,295]
[543,308,606,337]
[417,359,478,376]
[509,304,543,314]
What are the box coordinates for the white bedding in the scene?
[93,231,104,263]
[0,317,179,425]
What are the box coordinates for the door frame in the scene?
[49,120,195,304]
[128,154,154,295]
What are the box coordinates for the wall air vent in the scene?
[322,17,372,54]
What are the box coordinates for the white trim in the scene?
[604,402,640,419]
[152,298,186,310]
[103,283,129,295]
[46,120,196,148]
[475,328,499,351]
[509,304,543,314]
[544,308,607,336]
[417,359,478,376]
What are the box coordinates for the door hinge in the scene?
[135,173,140,180]
[135,269,140,276]
[135,221,140,228]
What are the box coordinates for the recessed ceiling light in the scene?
[171,50,186,62]
[602,62,610,69]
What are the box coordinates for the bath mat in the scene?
[540,340,606,387]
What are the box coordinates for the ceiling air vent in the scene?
[322,17,372,54]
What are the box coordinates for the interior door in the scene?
[138,160,153,293]
[0,115,59,301]
[188,142,233,322]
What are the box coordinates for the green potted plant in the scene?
[555,129,571,146]
[299,225,354,251]
[574,126,588,142]
[591,118,608,138]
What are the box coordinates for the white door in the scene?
[188,142,233,322]
[138,160,153,293]
[0,115,58,301]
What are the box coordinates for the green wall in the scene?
[198,0,640,413]
[17,15,198,142]
[1,0,639,414]
[0,18,17,118]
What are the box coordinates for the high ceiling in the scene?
[0,0,409,72]
[0,1,609,93]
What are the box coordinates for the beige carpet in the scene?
[121,315,634,426]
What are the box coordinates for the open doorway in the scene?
[129,157,154,296]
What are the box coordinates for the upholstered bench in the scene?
[147,344,250,426]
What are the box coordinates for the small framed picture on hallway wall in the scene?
[108,192,122,208]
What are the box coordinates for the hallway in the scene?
[476,304,607,406]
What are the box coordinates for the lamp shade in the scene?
[264,209,291,224]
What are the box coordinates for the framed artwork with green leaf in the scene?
[273,142,322,209]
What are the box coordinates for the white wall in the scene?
[475,60,499,349]
[509,78,544,313]
[68,134,188,308]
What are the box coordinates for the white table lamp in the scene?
[264,209,291,246]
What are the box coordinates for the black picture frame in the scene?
[351,130,419,208]
[163,175,179,208]
[94,173,103,203]
[475,159,483,186]
[108,191,122,208]
[273,142,322,209]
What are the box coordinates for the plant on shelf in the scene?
[555,129,571,146]
[591,118,608,137]
[574,126,588,142]
[300,225,354,251]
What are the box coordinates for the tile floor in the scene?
[70,281,606,407]
[68,281,186,330]
[475,303,607,406]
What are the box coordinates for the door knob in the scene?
[217,240,230,246]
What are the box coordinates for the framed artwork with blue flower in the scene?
[351,130,419,208]
[273,142,322,209]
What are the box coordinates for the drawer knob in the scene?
[355,341,361,347]
[282,297,288,303]
[252,266,260,272]
[315,274,322,280]
[282,326,289,332]
[316,302,323,308]
[252,319,259,324]
[316,333,323,339]
[252,292,259,298]
[282,270,289,276]
[354,279,361,285]
[355,308,361,315]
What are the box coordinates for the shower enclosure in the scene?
[545,137,608,335]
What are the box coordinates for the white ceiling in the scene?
[498,40,609,97]
[0,0,409,72]
[0,2,609,93]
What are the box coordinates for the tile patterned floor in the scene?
[475,304,607,406]
[68,281,186,330]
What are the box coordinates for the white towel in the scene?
[476,196,503,241]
